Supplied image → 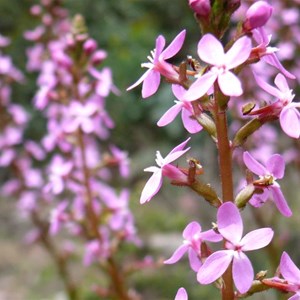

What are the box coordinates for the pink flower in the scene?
[197,202,273,294]
[243,151,292,217]
[164,221,222,272]
[63,101,98,134]
[174,287,188,300]
[140,138,190,204]
[185,34,252,100]
[280,252,300,299]
[250,73,299,138]
[251,28,295,79]
[157,84,203,133]
[127,30,186,98]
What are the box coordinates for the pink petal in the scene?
[280,107,300,138]
[183,221,201,239]
[280,252,300,284]
[184,72,217,101]
[198,34,225,66]
[201,229,223,243]
[274,73,290,92]
[232,252,253,294]
[197,250,233,284]
[168,137,191,156]
[181,109,202,134]
[172,84,186,100]
[174,287,188,300]
[142,70,161,98]
[127,68,152,92]
[218,71,243,96]
[217,202,243,244]
[164,148,190,165]
[157,103,183,127]
[241,228,274,251]
[81,119,94,133]
[263,53,296,79]
[161,30,186,60]
[225,36,252,69]
[243,151,267,176]
[271,185,292,217]
[154,35,166,60]
[266,154,285,179]
[164,244,189,264]
[188,248,202,272]
[253,72,283,98]
[140,170,163,204]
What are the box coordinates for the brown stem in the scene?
[214,88,234,203]
[214,85,235,300]
[31,212,79,300]
[77,129,132,300]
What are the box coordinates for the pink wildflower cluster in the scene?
[128,0,300,298]
[0,1,142,298]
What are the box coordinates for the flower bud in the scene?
[188,0,211,17]
[243,1,273,31]
[83,38,98,55]
[91,50,107,65]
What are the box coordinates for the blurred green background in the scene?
[0,0,299,299]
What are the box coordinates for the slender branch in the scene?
[31,212,79,300]
[76,129,131,300]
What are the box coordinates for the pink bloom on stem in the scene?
[109,145,130,178]
[185,34,252,100]
[49,201,69,235]
[251,73,299,138]
[252,28,295,79]
[243,1,273,31]
[243,151,292,217]
[197,202,273,294]
[140,138,190,204]
[164,221,222,272]
[63,101,98,134]
[280,252,300,299]
[127,30,186,98]
[157,84,203,134]
[174,287,188,300]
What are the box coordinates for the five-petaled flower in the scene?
[197,202,274,294]
[140,138,190,204]
[127,30,186,98]
[157,84,203,133]
[185,33,252,100]
[164,221,222,272]
[249,73,299,138]
[243,151,292,217]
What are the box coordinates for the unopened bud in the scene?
[188,0,211,17]
[243,1,273,31]
[91,50,107,65]
[83,38,98,55]
[235,184,255,209]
